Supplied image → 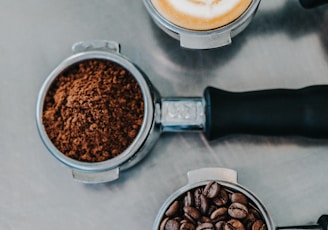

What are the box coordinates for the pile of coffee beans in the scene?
[159,181,267,230]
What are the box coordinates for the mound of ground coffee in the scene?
[159,181,267,230]
[42,59,144,162]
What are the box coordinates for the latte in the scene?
[151,0,253,31]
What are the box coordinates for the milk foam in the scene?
[166,0,242,19]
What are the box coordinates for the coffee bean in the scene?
[160,217,169,230]
[184,191,194,207]
[200,194,209,214]
[249,208,261,220]
[194,188,203,209]
[252,220,267,230]
[225,219,245,230]
[231,193,248,206]
[199,216,212,224]
[228,203,248,219]
[196,223,214,230]
[184,213,197,225]
[213,189,229,206]
[210,207,227,222]
[184,206,201,221]
[244,212,257,229]
[181,222,196,230]
[215,221,226,230]
[203,181,221,199]
[166,200,180,217]
[208,205,218,216]
[245,211,256,223]
[164,219,180,230]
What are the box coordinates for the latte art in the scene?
[151,0,252,30]
[166,0,244,19]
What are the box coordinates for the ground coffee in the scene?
[42,59,144,162]
[159,181,267,230]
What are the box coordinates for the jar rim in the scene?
[152,179,275,230]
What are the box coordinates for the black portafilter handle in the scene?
[204,85,328,140]
[299,0,328,8]
[318,215,328,230]
[276,215,328,230]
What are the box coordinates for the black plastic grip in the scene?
[318,215,328,230]
[299,0,328,8]
[204,85,328,140]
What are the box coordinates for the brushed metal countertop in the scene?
[1,1,328,229]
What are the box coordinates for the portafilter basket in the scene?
[36,40,328,184]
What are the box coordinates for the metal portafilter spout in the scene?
[277,215,328,230]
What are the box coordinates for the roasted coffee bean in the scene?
[181,222,196,230]
[184,213,197,224]
[244,210,256,223]
[228,203,248,219]
[203,181,221,199]
[160,217,170,230]
[244,212,257,229]
[200,194,209,214]
[199,216,212,224]
[213,189,229,206]
[215,221,226,230]
[184,191,194,207]
[225,219,245,230]
[184,206,201,221]
[249,208,261,220]
[210,207,228,222]
[196,223,214,230]
[164,219,180,230]
[231,193,248,206]
[208,205,218,216]
[194,188,203,209]
[166,200,180,217]
[252,220,266,230]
